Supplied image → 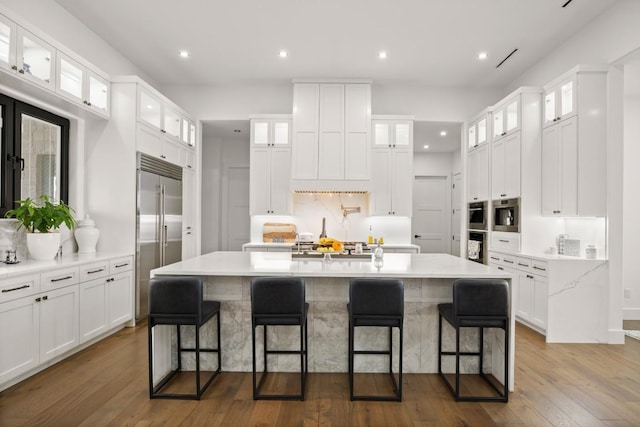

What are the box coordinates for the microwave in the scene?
[493,198,520,232]
[468,201,488,231]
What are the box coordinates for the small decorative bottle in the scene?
[75,215,100,253]
[374,240,384,260]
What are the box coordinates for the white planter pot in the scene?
[26,232,61,261]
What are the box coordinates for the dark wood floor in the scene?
[2,322,640,426]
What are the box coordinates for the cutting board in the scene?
[263,223,297,243]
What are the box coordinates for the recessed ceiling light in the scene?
[423,145,430,149]
[179,50,190,58]
[440,131,447,136]
[279,50,288,58]
[477,52,488,60]
[378,51,388,59]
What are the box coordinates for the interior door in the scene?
[224,165,250,251]
[412,175,450,253]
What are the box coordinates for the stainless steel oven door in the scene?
[468,201,487,230]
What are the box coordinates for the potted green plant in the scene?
[5,195,76,260]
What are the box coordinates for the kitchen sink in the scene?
[291,252,372,260]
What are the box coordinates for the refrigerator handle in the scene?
[160,184,166,265]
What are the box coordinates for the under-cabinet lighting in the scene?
[378,51,388,59]
[478,52,488,60]
[179,50,190,58]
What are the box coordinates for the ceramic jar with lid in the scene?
[75,215,100,253]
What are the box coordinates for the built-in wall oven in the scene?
[468,231,487,265]
[468,201,488,231]
[492,198,520,232]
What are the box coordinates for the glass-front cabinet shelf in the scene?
[0,14,16,73]
[88,73,109,112]
[468,113,490,150]
[17,28,55,90]
[164,107,181,140]
[139,88,162,130]
[373,121,410,148]
[251,120,290,146]
[544,76,576,127]
[58,55,83,100]
[189,123,196,147]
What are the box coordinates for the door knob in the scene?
[414,234,421,238]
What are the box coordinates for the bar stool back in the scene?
[148,276,221,400]
[348,278,404,401]
[438,278,509,402]
[251,277,308,400]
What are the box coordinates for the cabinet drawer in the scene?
[530,260,548,277]
[500,254,517,268]
[516,257,531,270]
[0,273,40,303]
[41,267,79,291]
[80,261,109,282]
[491,232,521,252]
[110,257,133,274]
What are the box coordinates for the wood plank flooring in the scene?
[1,322,640,426]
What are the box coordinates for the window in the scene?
[0,93,69,215]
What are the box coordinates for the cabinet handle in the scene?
[504,259,514,264]
[161,129,167,134]
[499,239,509,243]
[160,155,166,159]
[490,256,500,261]
[35,297,41,302]
[187,165,192,169]
[114,263,129,269]
[11,65,17,70]
[498,267,504,271]
[533,266,546,271]
[87,101,92,106]
[18,69,25,74]
[87,268,105,274]
[553,210,561,214]
[527,274,534,279]
[106,278,114,283]
[186,231,192,235]
[518,263,528,267]
[1,284,30,293]
[51,275,73,282]
[42,295,48,301]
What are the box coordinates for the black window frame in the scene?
[0,92,70,216]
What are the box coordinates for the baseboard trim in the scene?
[609,328,626,344]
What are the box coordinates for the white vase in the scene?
[75,215,100,253]
[26,232,61,261]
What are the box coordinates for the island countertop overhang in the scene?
[151,251,513,279]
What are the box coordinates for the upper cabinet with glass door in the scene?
[467,109,491,151]
[493,96,520,141]
[373,120,412,149]
[56,53,110,117]
[543,75,577,128]
[1,11,111,118]
[250,117,291,147]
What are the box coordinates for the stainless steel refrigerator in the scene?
[136,153,183,319]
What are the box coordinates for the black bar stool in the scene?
[348,278,404,401]
[438,278,509,402]
[148,276,221,400]
[251,277,308,400]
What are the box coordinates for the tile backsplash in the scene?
[0,219,27,262]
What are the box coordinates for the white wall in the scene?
[0,0,154,83]
[413,152,454,176]
[623,61,640,318]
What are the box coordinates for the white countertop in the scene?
[152,251,511,279]
[0,252,133,279]
[242,242,421,249]
[490,248,606,262]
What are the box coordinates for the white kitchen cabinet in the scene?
[16,27,56,91]
[467,144,489,202]
[182,168,197,259]
[541,66,607,217]
[467,111,490,150]
[492,96,520,141]
[491,131,520,200]
[250,118,292,215]
[490,231,521,252]
[373,120,412,149]
[0,13,17,74]
[0,293,39,384]
[292,82,370,182]
[79,276,108,343]
[56,52,110,117]
[107,271,133,327]
[38,284,79,363]
[137,125,183,167]
[543,75,576,127]
[137,85,194,151]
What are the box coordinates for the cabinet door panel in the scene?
[0,15,17,72]
[319,84,344,131]
[517,274,533,320]
[373,122,390,147]
[503,132,521,198]
[40,286,79,363]
[79,279,108,343]
[294,84,319,132]
[392,150,413,216]
[108,273,132,327]
[18,28,55,89]
[491,139,504,199]
[0,296,39,384]
[57,53,84,102]
[292,132,318,179]
[371,150,392,215]
[250,147,270,214]
[345,84,369,133]
[542,125,561,215]
[477,144,489,201]
[532,276,548,330]
[162,141,183,166]
[137,125,163,159]
[318,132,343,179]
[559,117,578,215]
[467,149,479,202]
[345,132,368,180]
[270,147,291,214]
[87,72,109,114]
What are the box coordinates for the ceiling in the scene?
[54,0,615,88]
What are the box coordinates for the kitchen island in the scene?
[151,251,515,389]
